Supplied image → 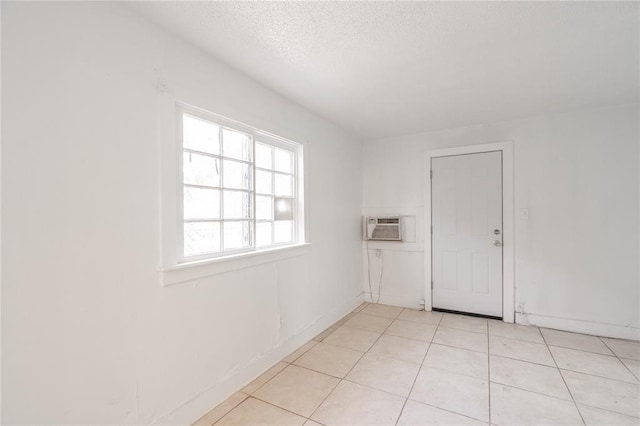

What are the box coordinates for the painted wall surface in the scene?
[363,104,640,339]
[2,2,362,424]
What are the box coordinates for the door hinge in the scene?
[430,170,433,179]
[430,224,433,234]
[431,280,434,289]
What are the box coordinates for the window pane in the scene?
[274,148,293,173]
[256,169,273,195]
[256,222,272,247]
[222,128,251,161]
[184,187,220,220]
[223,159,251,190]
[224,221,251,250]
[183,152,220,187]
[274,197,293,221]
[255,143,273,169]
[183,114,219,154]
[275,173,293,196]
[274,220,293,244]
[223,190,251,219]
[256,195,273,220]
[184,222,220,256]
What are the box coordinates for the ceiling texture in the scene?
[127,1,639,140]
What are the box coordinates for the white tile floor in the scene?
[195,303,640,426]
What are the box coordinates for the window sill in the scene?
[160,243,312,286]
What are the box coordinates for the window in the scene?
[178,105,304,262]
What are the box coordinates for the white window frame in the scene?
[159,94,309,286]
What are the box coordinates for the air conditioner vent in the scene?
[363,216,402,241]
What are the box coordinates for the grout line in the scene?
[488,380,574,402]
[599,336,640,383]
[547,343,616,357]
[429,339,489,355]
[541,331,587,425]
[203,392,249,426]
[284,340,320,364]
[245,362,290,397]
[619,358,640,382]
[233,310,362,422]
[575,401,640,420]
[543,340,615,357]
[436,323,490,335]
[394,310,444,425]
[403,399,491,424]
[487,352,564,369]
[306,310,399,422]
[556,367,640,385]
[240,396,312,422]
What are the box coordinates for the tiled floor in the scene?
[195,303,640,425]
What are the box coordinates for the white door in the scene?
[431,151,503,317]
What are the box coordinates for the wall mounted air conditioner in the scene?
[363,216,402,241]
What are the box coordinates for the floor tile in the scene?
[346,352,420,397]
[433,327,488,353]
[311,380,405,425]
[622,358,640,381]
[490,383,583,426]
[397,400,487,426]
[369,334,429,364]
[440,313,488,334]
[397,309,442,325]
[489,355,571,400]
[242,362,288,394]
[343,313,394,333]
[488,320,544,343]
[201,303,640,425]
[352,302,369,313]
[314,324,341,342]
[284,341,319,363]
[602,337,640,361]
[385,319,437,342]
[489,335,555,366]
[216,397,305,425]
[550,345,638,383]
[293,342,363,378]
[410,367,489,422]
[360,303,403,319]
[323,326,381,352]
[423,344,488,379]
[194,392,248,426]
[253,365,339,417]
[562,369,640,417]
[541,328,613,355]
[578,404,640,426]
[335,312,355,326]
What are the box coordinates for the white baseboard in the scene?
[516,312,640,341]
[153,293,364,425]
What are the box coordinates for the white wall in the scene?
[363,104,639,339]
[2,2,362,424]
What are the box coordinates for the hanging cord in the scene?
[366,241,384,304]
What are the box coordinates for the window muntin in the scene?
[179,108,302,262]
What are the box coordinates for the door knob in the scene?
[493,240,502,247]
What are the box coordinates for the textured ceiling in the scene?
[127,1,639,140]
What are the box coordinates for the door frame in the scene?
[424,141,515,323]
